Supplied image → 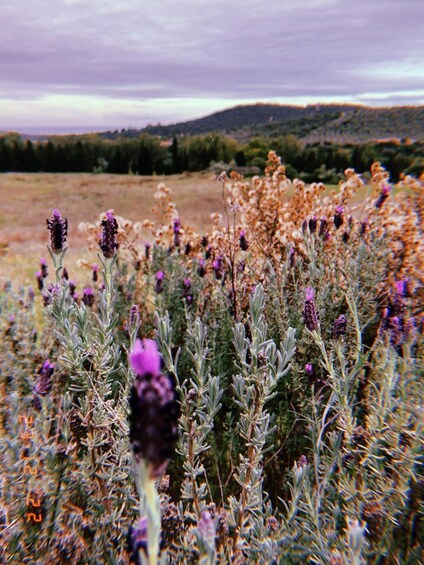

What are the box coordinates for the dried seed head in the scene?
[99,210,118,259]
[47,209,68,254]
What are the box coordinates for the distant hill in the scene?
[99,103,424,143]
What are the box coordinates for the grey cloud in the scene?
[0,0,423,112]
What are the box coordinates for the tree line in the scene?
[0,132,422,182]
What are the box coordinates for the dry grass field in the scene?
[0,172,227,285]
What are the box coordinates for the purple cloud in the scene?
[0,0,423,130]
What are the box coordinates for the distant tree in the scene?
[170,137,182,173]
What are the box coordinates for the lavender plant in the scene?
[1,157,423,564]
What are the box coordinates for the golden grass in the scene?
[0,172,227,285]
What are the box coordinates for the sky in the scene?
[1,0,423,133]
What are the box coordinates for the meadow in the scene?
[0,156,423,564]
[0,172,226,284]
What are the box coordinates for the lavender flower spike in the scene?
[303,286,319,331]
[331,314,347,339]
[129,339,179,478]
[130,339,161,378]
[34,359,55,396]
[99,210,118,259]
[47,209,68,254]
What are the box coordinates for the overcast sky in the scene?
[1,0,423,133]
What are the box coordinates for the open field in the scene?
[0,172,228,285]
[0,170,397,287]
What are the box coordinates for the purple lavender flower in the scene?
[155,271,164,294]
[129,339,179,478]
[173,218,181,247]
[41,290,51,307]
[82,287,95,308]
[183,278,193,303]
[342,231,350,243]
[301,219,308,234]
[184,242,192,255]
[198,259,206,277]
[289,248,295,269]
[62,267,69,280]
[201,235,208,248]
[239,230,249,251]
[303,287,319,331]
[128,517,148,563]
[47,209,68,254]
[68,279,76,295]
[145,242,151,260]
[395,279,411,298]
[40,258,48,279]
[360,218,368,236]
[334,206,344,230]
[92,264,98,282]
[197,509,215,548]
[212,255,225,280]
[99,210,118,259]
[130,338,161,378]
[308,217,318,234]
[298,455,308,468]
[205,246,212,260]
[331,314,347,339]
[319,217,328,237]
[129,304,141,328]
[27,286,35,303]
[36,271,44,291]
[375,183,391,209]
[34,359,54,396]
[304,363,314,379]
